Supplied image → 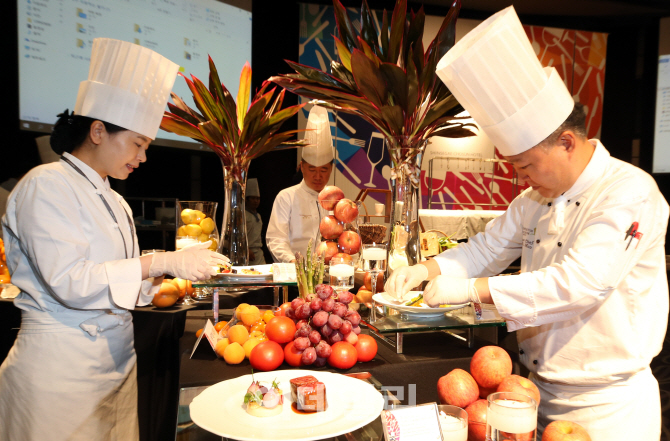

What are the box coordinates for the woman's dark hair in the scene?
[50,109,126,155]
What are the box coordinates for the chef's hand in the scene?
[423,277,480,307]
[149,241,230,282]
[384,265,429,299]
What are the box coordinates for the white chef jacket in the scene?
[0,153,157,441]
[246,209,265,265]
[267,180,324,262]
[433,140,668,439]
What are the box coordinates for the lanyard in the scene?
[61,156,135,259]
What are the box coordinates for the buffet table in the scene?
[419,208,505,240]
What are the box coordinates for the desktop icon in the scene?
[134,24,142,33]
[77,8,87,19]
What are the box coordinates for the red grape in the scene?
[286,308,295,319]
[294,337,310,351]
[296,303,312,319]
[291,298,305,310]
[315,340,332,358]
[310,298,322,311]
[321,297,335,312]
[301,346,317,365]
[313,356,327,367]
[309,329,322,344]
[328,314,343,329]
[339,319,352,335]
[351,325,361,335]
[329,330,343,344]
[296,324,312,338]
[344,332,358,345]
[332,302,347,317]
[306,293,317,302]
[311,311,329,327]
[321,323,333,336]
[346,310,361,326]
[337,291,354,304]
[296,319,308,330]
[315,284,334,300]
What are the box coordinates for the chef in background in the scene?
[385,7,668,441]
[245,178,266,265]
[267,105,333,263]
[0,38,228,441]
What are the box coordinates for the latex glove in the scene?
[149,241,230,282]
[423,276,480,307]
[384,265,429,299]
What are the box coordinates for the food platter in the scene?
[215,264,273,282]
[189,369,384,441]
[372,292,469,317]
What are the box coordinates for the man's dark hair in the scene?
[539,103,587,148]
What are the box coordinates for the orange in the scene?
[228,324,249,345]
[185,280,195,296]
[262,310,275,323]
[196,328,204,338]
[214,338,230,358]
[235,303,250,315]
[250,321,265,333]
[214,321,228,332]
[223,342,245,364]
[185,224,202,237]
[242,338,262,358]
[172,278,187,299]
[152,282,179,308]
[239,305,261,326]
[249,330,267,341]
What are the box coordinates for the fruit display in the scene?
[0,238,10,284]
[316,185,362,263]
[542,421,592,441]
[152,281,180,308]
[244,378,284,417]
[214,304,275,364]
[177,203,219,251]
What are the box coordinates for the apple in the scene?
[331,253,353,264]
[334,198,359,223]
[470,346,513,389]
[436,368,479,409]
[356,287,373,303]
[542,421,592,441]
[478,385,497,399]
[318,185,345,210]
[496,374,541,406]
[317,240,339,264]
[338,230,361,254]
[319,215,343,240]
[464,399,488,441]
[364,271,385,291]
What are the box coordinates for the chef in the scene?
[385,7,668,441]
[267,105,333,262]
[246,178,266,265]
[0,38,228,441]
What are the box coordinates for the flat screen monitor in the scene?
[17,0,251,150]
[652,17,670,173]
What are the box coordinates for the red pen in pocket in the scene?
[625,222,639,250]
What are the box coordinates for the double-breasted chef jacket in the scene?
[0,153,156,441]
[267,180,325,263]
[434,140,669,439]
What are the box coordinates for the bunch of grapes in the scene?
[285,284,362,367]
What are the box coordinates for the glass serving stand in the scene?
[192,279,296,309]
[366,303,506,354]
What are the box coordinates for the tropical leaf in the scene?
[359,0,378,55]
[236,62,252,130]
[387,0,407,65]
[161,114,207,142]
[350,49,386,108]
[333,0,359,53]
[334,37,352,72]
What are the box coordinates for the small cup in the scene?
[375,203,385,215]
[437,405,468,441]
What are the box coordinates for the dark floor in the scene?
[651,329,670,441]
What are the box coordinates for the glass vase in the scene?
[385,137,427,276]
[219,162,249,266]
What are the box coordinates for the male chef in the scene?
[385,7,668,440]
[267,105,333,263]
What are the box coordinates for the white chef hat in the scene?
[247,178,260,197]
[435,6,574,156]
[74,38,179,140]
[302,105,334,167]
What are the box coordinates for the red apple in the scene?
[331,253,353,264]
[338,231,361,254]
[542,421,592,441]
[464,399,488,441]
[478,385,498,399]
[317,240,339,264]
[319,215,343,240]
[436,368,479,409]
[496,374,541,406]
[318,185,345,210]
[364,271,384,291]
[334,198,359,223]
[470,346,513,389]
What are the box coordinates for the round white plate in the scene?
[216,264,273,279]
[372,292,468,316]
[189,369,384,441]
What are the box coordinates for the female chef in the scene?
[0,38,228,441]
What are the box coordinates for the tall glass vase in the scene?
[219,161,249,266]
[385,137,427,277]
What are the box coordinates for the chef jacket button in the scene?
[533,359,538,365]
[576,201,581,206]
[548,202,552,207]
[558,242,562,247]
[536,239,540,244]
[520,349,524,355]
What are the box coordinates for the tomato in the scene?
[283,340,304,367]
[327,341,358,369]
[354,334,378,362]
[275,302,292,317]
[265,316,296,344]
[249,340,284,371]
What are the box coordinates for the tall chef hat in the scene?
[247,178,260,197]
[435,6,574,156]
[302,105,334,167]
[75,38,179,140]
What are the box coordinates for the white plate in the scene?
[372,292,468,316]
[216,264,273,280]
[189,369,384,441]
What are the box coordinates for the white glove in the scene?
[149,241,230,282]
[423,277,480,307]
[384,265,429,299]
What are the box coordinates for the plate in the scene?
[215,264,273,281]
[372,292,468,317]
[189,369,384,441]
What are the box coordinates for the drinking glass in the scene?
[437,405,468,441]
[361,243,387,321]
[329,257,355,292]
[486,392,537,441]
[175,236,199,304]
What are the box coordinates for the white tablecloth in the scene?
[419,209,505,240]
